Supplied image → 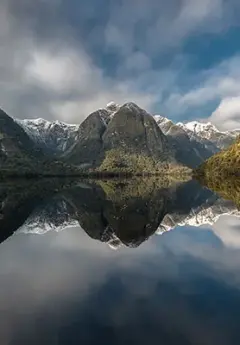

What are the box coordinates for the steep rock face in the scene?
[155,115,217,168]
[16,103,120,157]
[103,103,173,162]
[12,102,240,169]
[0,109,82,176]
[12,102,240,168]
[64,103,175,168]
[63,110,108,166]
[0,109,44,159]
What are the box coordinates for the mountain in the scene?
[15,102,239,169]
[16,102,120,157]
[62,109,109,167]
[0,108,44,160]
[16,118,79,155]
[6,102,183,174]
[178,121,240,150]
[0,109,82,177]
[63,102,178,173]
[154,115,215,168]
[0,108,48,176]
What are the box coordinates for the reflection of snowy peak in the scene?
[17,197,123,249]
[18,199,79,234]
[159,198,239,235]
[18,188,239,249]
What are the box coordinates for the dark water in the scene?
[1,178,240,345]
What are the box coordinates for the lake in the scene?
[0,178,240,344]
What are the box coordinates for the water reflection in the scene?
[1,178,237,247]
[0,178,240,344]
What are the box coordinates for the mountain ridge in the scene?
[16,105,239,154]
[1,101,240,175]
[15,102,239,169]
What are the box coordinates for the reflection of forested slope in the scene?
[195,175,240,210]
[0,178,231,247]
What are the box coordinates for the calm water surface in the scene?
[0,178,240,345]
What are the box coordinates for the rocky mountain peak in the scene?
[4,101,240,169]
[106,101,120,114]
[102,102,174,162]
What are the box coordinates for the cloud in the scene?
[1,0,240,124]
[25,49,100,94]
[209,97,240,130]
[104,0,226,56]
[168,56,240,107]
[51,91,157,123]
[2,219,240,344]
[164,55,240,128]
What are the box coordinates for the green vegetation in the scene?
[95,176,185,203]
[194,136,240,208]
[195,135,240,179]
[96,149,192,177]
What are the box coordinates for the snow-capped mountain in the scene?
[15,102,239,162]
[178,120,240,150]
[15,102,121,156]
[16,118,80,155]
[154,114,239,151]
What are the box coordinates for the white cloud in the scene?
[24,48,158,122]
[51,90,157,123]
[168,56,240,108]
[164,55,240,129]
[1,0,240,125]
[25,50,99,93]
[209,97,240,130]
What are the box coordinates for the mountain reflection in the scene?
[0,177,238,247]
[1,178,240,345]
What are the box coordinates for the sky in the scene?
[1,0,240,130]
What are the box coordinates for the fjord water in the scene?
[1,178,240,344]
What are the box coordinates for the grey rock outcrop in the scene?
[64,103,175,167]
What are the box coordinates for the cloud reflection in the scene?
[0,218,240,344]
